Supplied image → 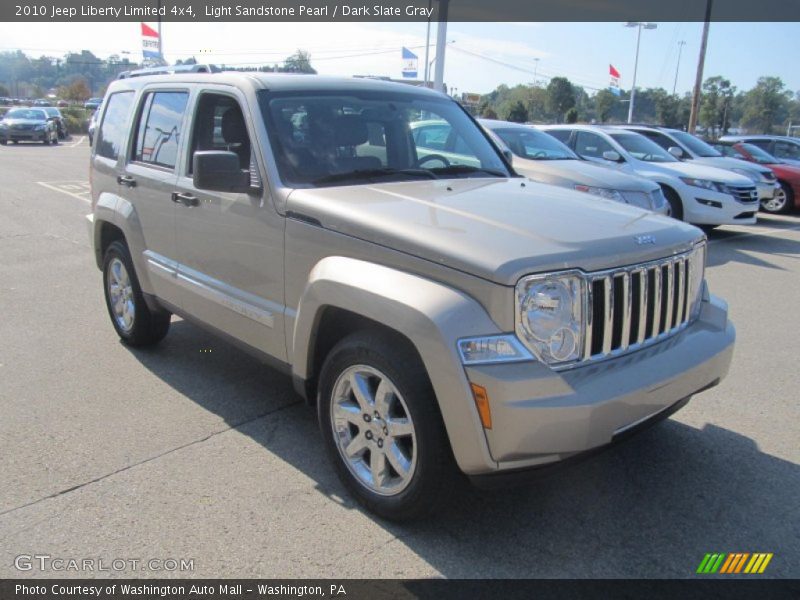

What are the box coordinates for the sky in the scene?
[2,21,798,96]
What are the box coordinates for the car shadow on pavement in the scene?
[706,229,800,270]
[130,319,799,578]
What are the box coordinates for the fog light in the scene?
[696,198,723,209]
[470,383,492,429]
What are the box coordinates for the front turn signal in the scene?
[470,383,492,430]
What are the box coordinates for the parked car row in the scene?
[472,119,799,225]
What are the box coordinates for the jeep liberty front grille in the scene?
[583,250,698,362]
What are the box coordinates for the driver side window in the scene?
[575,131,614,159]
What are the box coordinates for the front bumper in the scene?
[462,294,734,473]
[756,181,779,201]
[688,190,758,225]
[0,129,47,141]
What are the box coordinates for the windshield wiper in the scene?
[311,168,438,185]
[430,165,508,178]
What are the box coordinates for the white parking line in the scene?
[37,181,91,204]
[70,136,86,147]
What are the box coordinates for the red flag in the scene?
[141,23,159,38]
[609,64,621,78]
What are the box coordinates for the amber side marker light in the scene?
[470,383,492,429]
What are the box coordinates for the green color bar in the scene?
[697,554,713,573]
[710,553,726,573]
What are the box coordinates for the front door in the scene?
[173,88,286,361]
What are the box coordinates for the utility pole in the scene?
[423,0,432,86]
[672,40,686,95]
[433,0,449,93]
[157,0,164,63]
[688,0,713,133]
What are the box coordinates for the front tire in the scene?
[761,182,793,214]
[661,186,684,221]
[318,330,458,521]
[102,240,171,346]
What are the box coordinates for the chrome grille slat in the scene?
[651,265,662,337]
[676,259,686,325]
[620,272,631,351]
[664,262,674,332]
[583,249,699,365]
[602,276,614,356]
[637,268,647,345]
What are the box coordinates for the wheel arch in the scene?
[290,256,502,474]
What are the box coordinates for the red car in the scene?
[714,141,800,214]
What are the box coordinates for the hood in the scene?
[691,156,772,176]
[287,178,702,286]
[512,157,659,193]
[637,159,755,185]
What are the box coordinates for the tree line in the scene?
[0,49,317,101]
[477,75,800,135]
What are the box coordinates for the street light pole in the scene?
[533,58,540,87]
[672,40,686,95]
[423,0,432,86]
[625,22,657,124]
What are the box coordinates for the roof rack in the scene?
[117,64,221,79]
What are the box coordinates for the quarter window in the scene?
[95,91,134,161]
[133,91,188,169]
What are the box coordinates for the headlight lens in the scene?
[687,242,707,319]
[730,168,759,182]
[34,123,46,130]
[457,335,534,365]
[650,188,668,211]
[680,177,726,193]
[515,273,584,365]
[574,185,624,203]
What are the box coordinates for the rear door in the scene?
[172,87,287,361]
[121,86,190,309]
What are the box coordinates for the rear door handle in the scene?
[117,175,136,187]
[171,192,199,207]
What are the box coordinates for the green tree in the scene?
[0,84,9,96]
[594,89,617,123]
[565,107,578,123]
[700,76,736,137]
[283,50,316,74]
[651,89,682,128]
[481,106,498,119]
[740,76,791,133]
[546,77,575,123]
[503,100,528,123]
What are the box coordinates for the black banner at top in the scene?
[3,0,800,22]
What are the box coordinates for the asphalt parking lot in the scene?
[0,138,798,579]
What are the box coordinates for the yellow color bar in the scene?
[758,553,773,574]
[744,554,760,574]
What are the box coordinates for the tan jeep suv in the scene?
[88,70,735,521]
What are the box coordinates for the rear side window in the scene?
[575,131,615,158]
[96,92,134,161]
[133,91,189,169]
[546,129,572,144]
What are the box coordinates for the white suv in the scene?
[542,125,759,226]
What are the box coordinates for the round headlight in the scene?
[516,274,583,365]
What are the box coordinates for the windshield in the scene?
[741,143,780,164]
[490,126,577,160]
[5,108,46,121]
[258,90,511,187]
[669,130,721,157]
[610,133,677,163]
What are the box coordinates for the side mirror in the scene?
[193,151,251,193]
[602,150,622,162]
[668,146,684,159]
[502,148,513,163]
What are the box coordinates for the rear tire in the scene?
[318,330,459,521]
[661,186,684,221]
[102,240,171,346]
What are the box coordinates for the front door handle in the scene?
[171,192,199,207]
[117,175,136,187]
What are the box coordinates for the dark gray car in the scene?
[0,107,58,145]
